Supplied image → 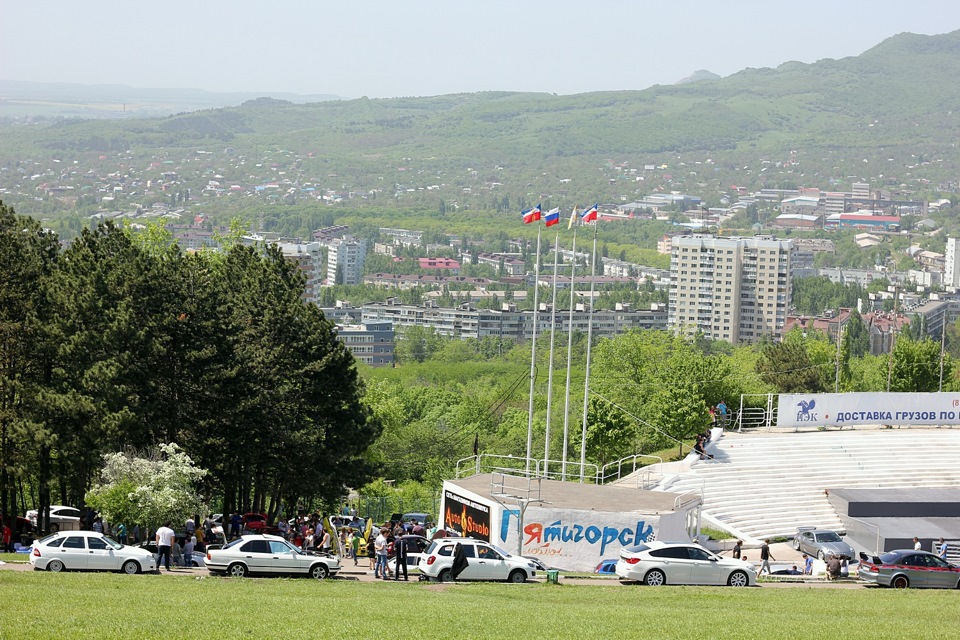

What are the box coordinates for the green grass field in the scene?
[1,570,956,640]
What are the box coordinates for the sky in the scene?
[2,0,958,99]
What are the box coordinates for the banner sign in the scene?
[498,507,658,572]
[443,489,491,541]
[777,392,960,428]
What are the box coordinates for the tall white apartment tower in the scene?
[945,237,960,289]
[669,234,794,343]
[327,237,367,285]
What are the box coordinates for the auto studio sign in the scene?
[777,392,960,428]
[443,490,490,541]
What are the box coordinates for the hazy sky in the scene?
[2,0,957,99]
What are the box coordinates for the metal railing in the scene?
[599,454,664,489]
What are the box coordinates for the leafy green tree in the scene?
[756,335,830,393]
[889,335,951,392]
[576,397,637,468]
[846,309,871,358]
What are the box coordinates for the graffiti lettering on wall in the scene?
[443,490,490,540]
[500,510,654,557]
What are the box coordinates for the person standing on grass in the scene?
[394,536,408,582]
[116,522,128,545]
[374,528,388,579]
[156,521,175,571]
[756,539,775,577]
[2,520,12,553]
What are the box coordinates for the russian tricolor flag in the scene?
[544,207,561,227]
[580,204,598,223]
[522,204,542,224]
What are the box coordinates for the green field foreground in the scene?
[2,571,957,640]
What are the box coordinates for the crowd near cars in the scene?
[17,508,960,591]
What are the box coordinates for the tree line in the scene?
[0,203,380,530]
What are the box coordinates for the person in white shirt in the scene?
[913,536,922,551]
[156,521,176,571]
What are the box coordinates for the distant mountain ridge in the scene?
[2,30,959,204]
[0,79,342,119]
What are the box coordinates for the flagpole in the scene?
[525,223,541,475]
[561,208,579,481]
[579,211,600,482]
[543,231,561,476]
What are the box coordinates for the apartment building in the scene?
[669,235,793,343]
[326,237,367,285]
[335,321,394,367]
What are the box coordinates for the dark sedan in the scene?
[859,550,960,589]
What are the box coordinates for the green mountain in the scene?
[2,30,959,210]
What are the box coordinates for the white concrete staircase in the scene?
[649,428,960,543]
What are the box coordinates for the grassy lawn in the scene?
[1,571,958,639]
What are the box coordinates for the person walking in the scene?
[717,400,728,428]
[731,539,742,559]
[756,539,775,577]
[938,537,948,559]
[116,522,128,545]
[156,521,175,572]
[351,531,360,566]
[394,536,408,581]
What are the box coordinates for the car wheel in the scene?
[644,569,666,586]
[437,568,452,582]
[47,559,65,573]
[508,569,526,584]
[819,551,828,562]
[728,570,749,587]
[121,560,140,575]
[227,563,248,578]
[892,575,909,589]
[310,564,329,580]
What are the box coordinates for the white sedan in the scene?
[418,538,537,583]
[205,534,340,579]
[615,541,756,587]
[25,505,82,532]
[30,531,157,574]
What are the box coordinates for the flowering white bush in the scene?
[86,443,207,530]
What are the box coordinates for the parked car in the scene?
[401,512,432,526]
[858,550,960,589]
[30,531,156,574]
[241,513,284,537]
[386,534,432,574]
[793,527,855,561]
[418,538,538,583]
[25,505,82,533]
[205,534,340,579]
[615,541,755,587]
[594,559,618,575]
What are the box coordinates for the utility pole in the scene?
[886,286,899,393]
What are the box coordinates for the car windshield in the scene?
[492,545,513,558]
[816,533,842,543]
[101,535,123,550]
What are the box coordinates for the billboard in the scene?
[497,506,663,571]
[442,489,491,541]
[777,392,960,428]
